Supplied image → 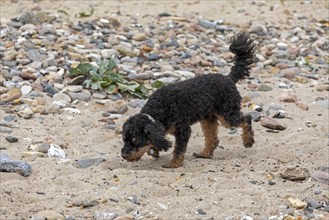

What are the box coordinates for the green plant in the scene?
[68,59,164,99]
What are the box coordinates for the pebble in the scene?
[67,91,91,101]
[47,144,66,159]
[288,198,307,210]
[107,100,128,114]
[72,157,106,168]
[31,210,64,220]
[310,166,329,185]
[53,92,72,104]
[17,107,34,119]
[94,211,118,220]
[0,152,32,176]
[5,136,18,143]
[278,93,298,103]
[128,99,146,108]
[260,117,287,131]
[20,85,33,95]
[258,84,273,92]
[280,167,310,181]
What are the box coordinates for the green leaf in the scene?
[117,82,139,93]
[152,80,165,89]
[78,6,94,18]
[69,63,95,77]
[104,84,118,94]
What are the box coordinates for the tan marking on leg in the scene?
[241,121,254,148]
[217,116,231,128]
[193,117,219,159]
[166,125,176,135]
[163,153,184,168]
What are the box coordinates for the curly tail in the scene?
[229,32,256,83]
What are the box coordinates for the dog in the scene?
[121,32,256,168]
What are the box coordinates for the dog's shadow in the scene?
[103,145,256,173]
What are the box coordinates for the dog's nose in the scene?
[121,148,129,159]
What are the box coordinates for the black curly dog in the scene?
[121,32,256,168]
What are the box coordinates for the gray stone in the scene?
[26,49,42,61]
[53,93,72,103]
[5,136,18,143]
[72,157,106,168]
[101,49,118,58]
[0,152,32,177]
[128,99,146,108]
[258,84,273,92]
[67,91,91,101]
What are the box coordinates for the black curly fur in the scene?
[121,32,256,168]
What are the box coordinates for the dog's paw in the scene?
[243,138,254,148]
[193,152,213,159]
[162,162,181,169]
[162,156,184,168]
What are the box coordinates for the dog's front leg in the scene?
[163,126,191,168]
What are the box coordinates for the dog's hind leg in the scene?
[193,115,219,159]
[240,114,254,148]
[218,113,254,148]
[163,125,191,168]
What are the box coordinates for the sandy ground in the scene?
[1,0,329,219]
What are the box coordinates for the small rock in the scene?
[128,99,146,108]
[67,91,91,101]
[175,70,195,79]
[241,215,253,220]
[0,88,22,102]
[29,143,50,153]
[5,136,18,143]
[310,166,329,185]
[258,84,273,92]
[107,100,128,114]
[0,153,32,176]
[48,144,65,159]
[17,107,34,119]
[72,157,106,169]
[295,102,309,111]
[114,216,133,220]
[101,49,118,58]
[32,210,64,220]
[288,197,307,210]
[61,107,81,114]
[132,32,147,41]
[72,199,100,208]
[307,199,322,209]
[43,84,58,96]
[53,93,72,104]
[260,117,287,131]
[20,85,33,95]
[281,67,300,80]
[196,208,207,215]
[280,167,310,181]
[92,91,107,99]
[279,93,298,103]
[94,211,118,220]
[22,151,45,158]
[66,75,86,85]
[127,196,140,204]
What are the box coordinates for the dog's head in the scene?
[121,113,171,162]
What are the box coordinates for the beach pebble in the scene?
[5,136,18,143]
[47,144,66,159]
[280,167,310,181]
[31,210,64,220]
[260,117,287,130]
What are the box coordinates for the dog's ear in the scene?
[145,122,171,152]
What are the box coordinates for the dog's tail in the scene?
[228,32,256,83]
